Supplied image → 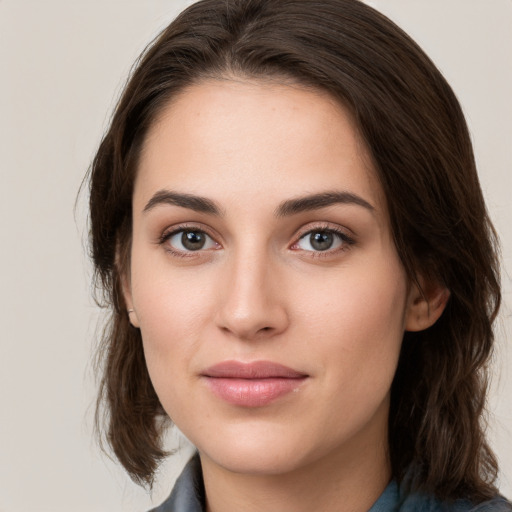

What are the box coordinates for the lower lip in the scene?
[204,377,307,407]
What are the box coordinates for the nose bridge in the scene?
[216,237,287,339]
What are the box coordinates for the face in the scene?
[126,79,416,477]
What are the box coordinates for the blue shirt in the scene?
[150,454,512,512]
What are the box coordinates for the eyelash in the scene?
[292,224,356,259]
[158,223,219,258]
[158,223,356,259]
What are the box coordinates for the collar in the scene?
[149,454,511,512]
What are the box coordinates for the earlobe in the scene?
[127,307,140,328]
[121,278,140,328]
[119,266,140,328]
[116,239,140,328]
[405,277,450,332]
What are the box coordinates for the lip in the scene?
[201,360,309,407]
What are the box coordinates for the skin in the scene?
[124,79,447,512]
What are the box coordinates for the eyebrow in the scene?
[275,191,374,216]
[142,189,374,217]
[143,190,223,215]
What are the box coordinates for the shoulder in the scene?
[392,468,512,512]
[466,497,512,512]
[399,491,512,512]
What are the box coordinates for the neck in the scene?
[200,415,391,512]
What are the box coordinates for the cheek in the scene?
[132,240,215,324]
[298,265,406,333]
[293,260,408,389]
[132,275,213,425]
[129,249,219,381]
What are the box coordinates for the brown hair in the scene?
[88,0,501,501]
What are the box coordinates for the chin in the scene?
[203,446,311,476]
[192,422,323,476]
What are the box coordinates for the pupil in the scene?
[310,232,333,251]
[182,231,205,250]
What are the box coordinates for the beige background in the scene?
[0,1,510,510]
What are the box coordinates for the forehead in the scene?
[135,79,385,216]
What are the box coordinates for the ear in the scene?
[117,243,140,329]
[120,272,140,328]
[405,276,450,332]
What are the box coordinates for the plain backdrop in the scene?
[0,1,510,511]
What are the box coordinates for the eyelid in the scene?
[290,223,356,254]
[157,221,355,258]
[293,222,355,242]
[158,222,222,256]
[159,222,218,242]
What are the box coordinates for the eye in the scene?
[294,229,353,252]
[166,229,218,252]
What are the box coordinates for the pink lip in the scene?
[201,360,308,407]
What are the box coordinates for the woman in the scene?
[88,0,511,510]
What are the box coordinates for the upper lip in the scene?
[201,360,308,379]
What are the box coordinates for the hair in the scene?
[88,0,501,502]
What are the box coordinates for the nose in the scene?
[214,247,289,341]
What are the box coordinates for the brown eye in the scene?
[309,232,334,251]
[182,231,206,250]
[296,229,350,253]
[166,229,217,252]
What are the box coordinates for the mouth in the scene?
[201,360,309,407]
